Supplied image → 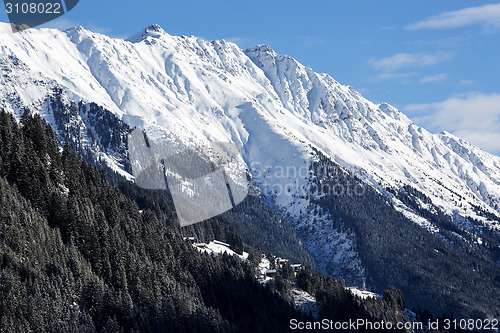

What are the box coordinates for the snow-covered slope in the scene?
[193,240,249,260]
[1,22,500,282]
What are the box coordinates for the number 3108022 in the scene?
[5,2,62,14]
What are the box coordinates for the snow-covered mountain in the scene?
[2,22,499,221]
[1,22,500,317]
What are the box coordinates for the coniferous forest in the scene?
[308,148,500,320]
[0,110,300,332]
[0,110,461,332]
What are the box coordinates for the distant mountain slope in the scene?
[1,22,500,318]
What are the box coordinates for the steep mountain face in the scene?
[1,22,500,318]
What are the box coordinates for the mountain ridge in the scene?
[2,20,499,235]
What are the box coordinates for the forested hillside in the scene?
[0,110,303,332]
[307,148,500,319]
[0,110,427,332]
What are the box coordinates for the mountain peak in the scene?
[64,26,89,35]
[62,25,96,44]
[126,24,168,43]
[144,24,165,34]
[245,44,278,57]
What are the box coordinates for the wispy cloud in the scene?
[38,19,117,36]
[457,79,475,86]
[365,72,416,83]
[406,92,500,154]
[378,26,396,31]
[368,52,452,72]
[407,3,500,31]
[296,35,326,47]
[419,73,448,84]
[85,23,114,36]
[225,37,260,49]
[39,18,80,30]
[407,34,473,49]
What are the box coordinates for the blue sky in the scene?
[1,1,500,154]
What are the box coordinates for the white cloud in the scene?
[224,37,259,49]
[419,73,448,84]
[369,52,451,72]
[378,26,396,31]
[365,72,416,83]
[296,35,326,47]
[457,79,475,86]
[38,19,116,36]
[407,3,500,31]
[356,87,370,95]
[406,92,500,154]
[39,18,80,30]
